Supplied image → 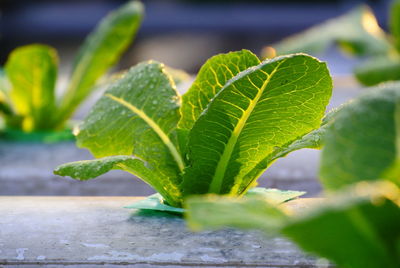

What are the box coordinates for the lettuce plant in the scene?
[0,1,143,138]
[55,50,333,208]
[264,1,400,86]
[186,83,400,268]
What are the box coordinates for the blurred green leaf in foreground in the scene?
[263,1,400,86]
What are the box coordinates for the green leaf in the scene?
[354,55,400,86]
[57,1,144,126]
[264,6,390,58]
[182,54,332,197]
[390,0,400,52]
[186,181,400,268]
[54,155,140,181]
[75,61,184,206]
[320,83,400,190]
[282,182,400,268]
[179,50,260,131]
[54,155,180,206]
[5,44,58,131]
[125,193,185,213]
[186,193,288,232]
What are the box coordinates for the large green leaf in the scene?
[264,6,390,58]
[179,50,260,131]
[181,54,332,197]
[282,182,400,268]
[53,155,179,206]
[186,181,400,268]
[390,0,400,53]
[5,44,58,131]
[75,61,184,206]
[320,83,400,190]
[186,188,304,231]
[57,1,143,126]
[354,55,400,86]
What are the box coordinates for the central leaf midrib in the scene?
[105,93,185,172]
[208,60,285,193]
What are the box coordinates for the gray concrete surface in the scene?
[0,141,155,196]
[0,140,321,197]
[0,79,362,197]
[0,197,324,267]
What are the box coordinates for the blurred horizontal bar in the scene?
[1,0,390,40]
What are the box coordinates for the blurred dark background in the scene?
[0,0,392,73]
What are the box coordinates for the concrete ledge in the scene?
[0,141,322,197]
[0,197,320,267]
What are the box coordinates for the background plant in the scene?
[0,1,143,134]
[186,83,400,268]
[264,0,400,86]
[55,50,333,208]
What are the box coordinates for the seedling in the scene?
[55,50,332,208]
[0,1,143,141]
